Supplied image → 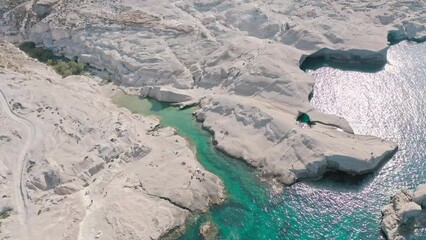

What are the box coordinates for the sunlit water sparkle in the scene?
[112,41,426,239]
[298,41,426,239]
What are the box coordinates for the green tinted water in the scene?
[111,93,286,239]
[111,41,426,239]
[111,92,373,239]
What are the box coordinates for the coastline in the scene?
[3,0,423,184]
[1,0,426,239]
[0,42,225,240]
[381,185,426,239]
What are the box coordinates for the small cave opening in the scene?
[296,111,312,126]
[299,54,385,73]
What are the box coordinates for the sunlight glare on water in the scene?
[294,41,426,239]
[113,41,426,239]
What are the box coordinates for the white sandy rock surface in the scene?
[381,185,426,240]
[0,42,224,240]
[1,1,424,184]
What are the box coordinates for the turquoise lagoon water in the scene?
[112,41,426,239]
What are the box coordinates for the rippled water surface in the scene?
[300,41,426,239]
[112,41,426,239]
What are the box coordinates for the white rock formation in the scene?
[2,0,423,185]
[140,86,192,103]
[200,221,218,240]
[381,185,426,240]
[0,42,224,240]
[195,95,397,184]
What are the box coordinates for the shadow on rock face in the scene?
[43,170,61,190]
[300,55,386,73]
[387,30,426,46]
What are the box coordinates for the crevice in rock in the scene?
[157,196,192,212]
[139,182,192,212]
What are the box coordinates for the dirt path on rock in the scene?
[0,90,36,240]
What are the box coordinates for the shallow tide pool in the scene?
[112,41,426,239]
